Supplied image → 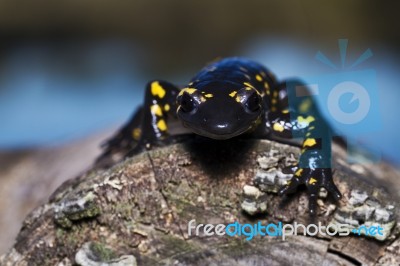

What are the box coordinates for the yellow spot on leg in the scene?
[164,104,170,112]
[157,119,167,131]
[204,93,213,98]
[150,104,163,116]
[299,98,312,113]
[255,74,263,82]
[297,115,315,124]
[151,82,166,99]
[303,138,317,147]
[282,109,289,114]
[309,177,317,185]
[273,123,285,132]
[295,169,303,176]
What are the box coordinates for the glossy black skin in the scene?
[97,57,342,214]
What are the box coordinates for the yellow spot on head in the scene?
[309,126,315,130]
[273,91,278,98]
[151,82,166,99]
[204,93,213,98]
[255,74,263,82]
[235,95,241,103]
[245,87,253,91]
[132,128,141,140]
[184,88,197,94]
[164,104,170,112]
[271,106,277,112]
[157,119,167,131]
[305,132,311,137]
[273,123,285,132]
[229,91,237,97]
[282,109,289,114]
[295,169,303,176]
[150,104,163,116]
[243,82,255,89]
[271,99,277,105]
[303,138,317,147]
[260,71,267,78]
[309,177,317,185]
[178,87,197,96]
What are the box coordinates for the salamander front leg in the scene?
[276,119,342,215]
[268,80,342,214]
[125,80,181,156]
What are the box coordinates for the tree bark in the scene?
[1,139,399,265]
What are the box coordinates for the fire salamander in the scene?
[97,57,342,214]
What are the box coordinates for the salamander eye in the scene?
[179,92,198,113]
[244,91,262,113]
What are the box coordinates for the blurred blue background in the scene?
[0,41,146,146]
[0,1,399,165]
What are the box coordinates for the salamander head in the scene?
[176,83,263,140]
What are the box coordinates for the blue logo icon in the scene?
[288,39,381,162]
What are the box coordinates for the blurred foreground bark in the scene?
[0,139,399,265]
[0,130,112,254]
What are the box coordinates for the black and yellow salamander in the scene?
[97,57,342,214]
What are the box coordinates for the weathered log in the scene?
[1,139,399,265]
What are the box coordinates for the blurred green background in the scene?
[0,0,399,163]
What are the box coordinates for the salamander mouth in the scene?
[182,122,250,140]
